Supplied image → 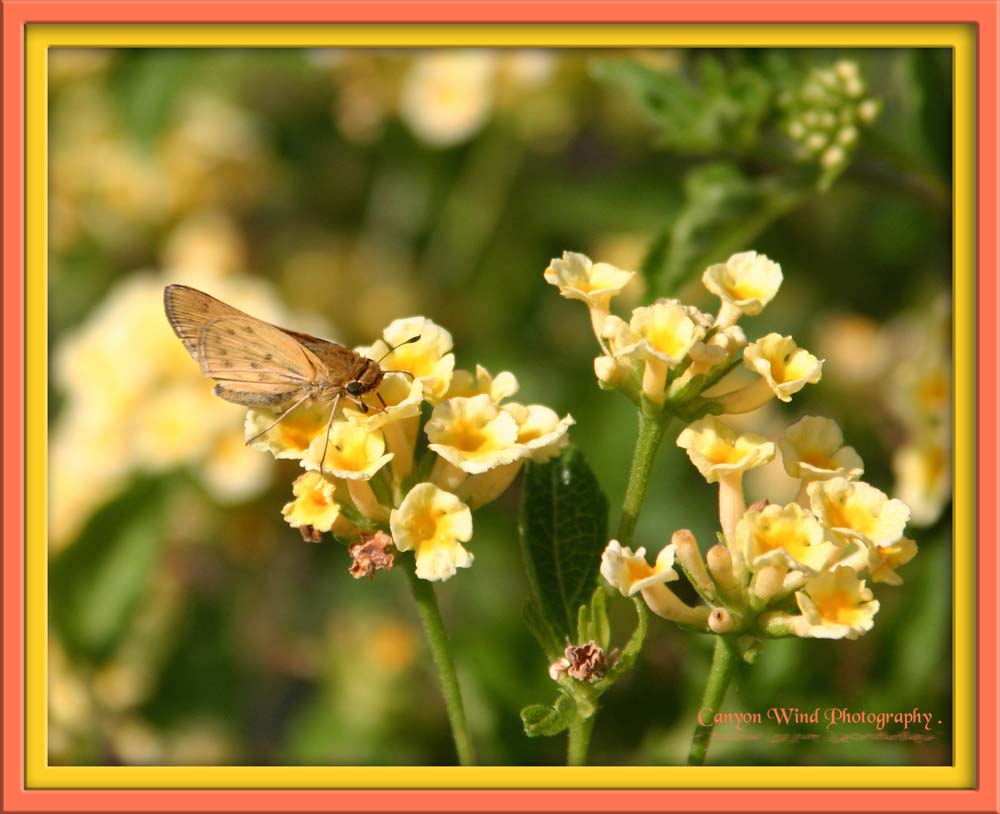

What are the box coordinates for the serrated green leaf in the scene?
[519,447,609,642]
[523,599,562,661]
[50,478,166,664]
[521,692,577,737]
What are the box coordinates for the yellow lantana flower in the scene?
[426,394,526,474]
[737,502,840,574]
[676,416,775,484]
[447,364,519,404]
[282,471,342,533]
[302,421,393,480]
[364,316,456,403]
[744,334,824,402]
[808,477,911,548]
[702,251,783,326]
[544,251,635,311]
[867,537,919,585]
[892,436,950,526]
[600,540,678,597]
[503,403,574,463]
[246,402,330,460]
[779,415,864,482]
[793,566,879,639]
[390,483,474,581]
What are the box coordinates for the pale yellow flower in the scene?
[399,51,496,147]
[282,471,342,533]
[302,421,393,480]
[600,540,678,597]
[779,416,864,482]
[702,251,783,326]
[426,394,526,474]
[744,334,824,402]
[737,502,840,574]
[364,316,455,403]
[867,537,918,585]
[793,566,879,639]
[503,403,574,463]
[628,300,708,401]
[544,251,635,311]
[390,483,473,581]
[131,384,226,472]
[717,334,824,413]
[199,433,273,504]
[808,477,911,548]
[344,372,425,429]
[446,364,519,404]
[246,402,330,460]
[676,416,775,484]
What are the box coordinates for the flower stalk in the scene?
[617,413,668,548]
[687,636,738,766]
[404,565,476,765]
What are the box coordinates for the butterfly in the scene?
[163,284,418,470]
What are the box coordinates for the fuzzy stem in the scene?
[404,567,475,765]
[617,413,667,547]
[567,713,596,766]
[687,636,739,766]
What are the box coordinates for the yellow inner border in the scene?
[25,23,975,790]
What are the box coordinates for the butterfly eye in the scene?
[346,381,364,395]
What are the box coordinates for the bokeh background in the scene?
[47,47,952,766]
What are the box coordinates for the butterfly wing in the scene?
[164,284,327,407]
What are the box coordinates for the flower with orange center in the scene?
[866,537,918,585]
[779,415,864,482]
[245,402,330,460]
[627,300,708,402]
[302,421,393,480]
[281,471,341,533]
[808,476,911,548]
[363,316,455,403]
[390,483,473,581]
[892,436,950,526]
[737,502,840,575]
[600,540,678,596]
[503,402,574,463]
[793,566,879,639]
[544,251,635,312]
[702,251,783,328]
[426,394,527,474]
[715,334,824,413]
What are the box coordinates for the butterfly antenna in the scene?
[376,335,420,365]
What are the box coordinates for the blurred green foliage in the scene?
[47,46,952,767]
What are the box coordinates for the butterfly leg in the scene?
[318,393,341,478]
[245,394,312,445]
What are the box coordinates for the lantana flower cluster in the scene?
[252,317,573,582]
[603,413,917,641]
[778,59,880,180]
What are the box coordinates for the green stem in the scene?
[617,412,668,547]
[687,636,738,765]
[567,713,596,766]
[405,567,476,765]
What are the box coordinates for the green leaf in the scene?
[49,478,166,664]
[519,447,609,642]
[523,599,563,662]
[650,163,805,299]
[521,691,577,737]
[591,55,771,155]
[911,50,953,181]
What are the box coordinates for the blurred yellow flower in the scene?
[426,394,526,474]
[866,537,919,585]
[390,483,474,581]
[447,364,519,404]
[808,477,911,548]
[779,415,864,482]
[892,436,951,526]
[399,51,496,147]
[793,566,879,639]
[282,471,342,533]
